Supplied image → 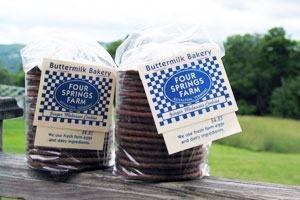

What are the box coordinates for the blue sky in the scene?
[0,0,299,44]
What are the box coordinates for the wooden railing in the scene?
[0,98,300,200]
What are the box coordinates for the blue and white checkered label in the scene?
[33,58,116,132]
[138,45,238,134]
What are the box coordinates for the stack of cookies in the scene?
[115,70,204,181]
[25,66,113,173]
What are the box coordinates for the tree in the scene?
[256,27,296,114]
[223,27,300,117]
[0,59,24,86]
[12,64,25,87]
[106,40,123,59]
[223,34,261,114]
[270,75,300,119]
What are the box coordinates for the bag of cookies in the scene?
[114,23,226,181]
[21,32,116,174]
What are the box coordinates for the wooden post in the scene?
[0,97,23,152]
[0,120,3,152]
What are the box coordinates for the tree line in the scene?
[0,27,299,119]
[223,27,300,119]
[0,61,24,87]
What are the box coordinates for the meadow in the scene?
[2,116,300,186]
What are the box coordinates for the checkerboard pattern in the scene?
[144,56,232,126]
[36,70,113,127]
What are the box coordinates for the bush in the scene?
[236,99,257,115]
[270,76,300,119]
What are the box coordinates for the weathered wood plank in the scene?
[0,97,23,120]
[1,152,300,200]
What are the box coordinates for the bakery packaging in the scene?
[21,33,116,173]
[113,24,221,181]
[114,23,241,181]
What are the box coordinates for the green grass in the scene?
[2,118,26,154]
[216,115,300,153]
[209,143,300,186]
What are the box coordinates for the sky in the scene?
[0,0,299,44]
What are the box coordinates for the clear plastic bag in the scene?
[114,23,221,181]
[21,32,116,173]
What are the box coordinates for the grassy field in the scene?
[1,116,300,186]
[209,143,300,186]
[2,118,26,154]
[216,115,300,153]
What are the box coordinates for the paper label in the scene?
[34,58,116,132]
[163,112,242,154]
[138,45,238,134]
[34,127,105,150]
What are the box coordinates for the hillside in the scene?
[0,42,111,74]
[0,44,25,73]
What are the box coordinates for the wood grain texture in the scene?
[1,152,300,200]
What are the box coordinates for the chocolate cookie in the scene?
[116,168,201,181]
[28,160,108,172]
[27,148,109,157]
[119,91,147,98]
[117,114,156,124]
[25,66,113,173]
[115,70,204,181]
[119,98,149,105]
[118,104,151,112]
[28,154,109,164]
[116,150,203,164]
[26,67,41,75]
[117,122,157,131]
[118,85,145,92]
[115,163,200,177]
[116,109,153,118]
[116,127,161,138]
[118,80,144,87]
[116,145,203,158]
[116,134,165,145]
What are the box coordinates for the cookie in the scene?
[116,156,201,169]
[26,80,40,86]
[27,87,39,92]
[116,127,161,138]
[116,150,203,164]
[26,76,41,81]
[116,109,153,118]
[27,160,109,172]
[26,67,41,75]
[116,145,202,159]
[118,85,145,92]
[116,134,165,145]
[119,98,149,105]
[117,114,156,124]
[118,70,140,77]
[116,70,204,180]
[26,97,38,103]
[27,92,38,97]
[115,163,200,176]
[28,154,109,164]
[118,80,144,87]
[116,167,201,181]
[117,122,157,131]
[116,139,167,150]
[118,104,151,112]
[119,91,147,97]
